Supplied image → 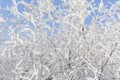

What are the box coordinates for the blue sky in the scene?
[0,0,119,46]
[84,0,118,25]
[0,0,118,25]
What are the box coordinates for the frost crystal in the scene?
[0,0,120,80]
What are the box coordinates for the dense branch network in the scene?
[0,0,120,80]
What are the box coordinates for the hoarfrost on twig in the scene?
[0,0,120,80]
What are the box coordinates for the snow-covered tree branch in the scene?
[0,0,120,80]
